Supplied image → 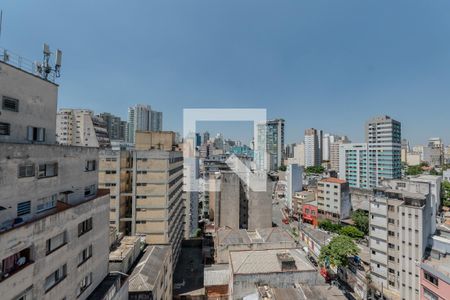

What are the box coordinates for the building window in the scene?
[1,247,32,281]
[388,255,395,262]
[27,126,46,142]
[44,264,67,293]
[84,184,96,197]
[17,201,31,216]
[77,272,93,297]
[2,96,19,112]
[424,271,439,286]
[85,160,96,172]
[0,122,10,135]
[18,164,35,178]
[423,287,439,300]
[78,218,93,237]
[38,163,58,178]
[37,194,57,212]
[78,245,92,267]
[46,232,67,255]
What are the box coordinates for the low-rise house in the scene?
[317,178,351,222]
[228,249,321,299]
[128,245,172,300]
[109,236,142,274]
[215,227,297,264]
[204,264,230,300]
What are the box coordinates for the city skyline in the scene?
[2,0,450,145]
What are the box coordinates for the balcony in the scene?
[0,247,33,283]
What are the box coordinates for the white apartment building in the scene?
[340,116,402,189]
[304,128,322,167]
[339,143,369,188]
[369,179,434,300]
[56,108,110,148]
[127,104,163,143]
[0,58,110,299]
[322,133,340,162]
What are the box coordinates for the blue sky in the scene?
[2,0,450,145]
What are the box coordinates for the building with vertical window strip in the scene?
[99,131,185,266]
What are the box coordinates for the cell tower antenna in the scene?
[0,10,3,42]
[36,43,63,81]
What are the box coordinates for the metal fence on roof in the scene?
[0,47,56,82]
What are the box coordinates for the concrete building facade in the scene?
[126,104,163,144]
[99,131,184,265]
[285,163,303,211]
[56,108,110,148]
[99,112,127,141]
[317,178,351,222]
[0,59,110,300]
[369,179,434,300]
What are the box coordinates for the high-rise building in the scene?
[369,178,434,300]
[99,131,184,265]
[203,131,210,144]
[329,136,350,171]
[285,164,303,210]
[339,116,401,189]
[339,143,370,188]
[322,133,339,162]
[365,115,402,187]
[126,104,163,143]
[99,112,127,141]
[304,128,323,167]
[257,119,285,171]
[423,137,444,167]
[56,109,111,148]
[0,53,110,299]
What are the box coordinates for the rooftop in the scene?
[217,227,295,246]
[87,273,127,300]
[320,177,346,184]
[229,249,315,275]
[301,225,334,247]
[204,264,230,287]
[128,245,170,292]
[109,236,141,262]
[422,254,450,284]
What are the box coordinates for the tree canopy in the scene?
[351,210,369,235]
[318,219,342,233]
[442,181,450,207]
[305,166,325,175]
[339,225,364,239]
[319,235,360,268]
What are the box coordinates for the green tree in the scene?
[351,210,369,235]
[339,225,364,239]
[441,181,450,207]
[319,235,360,268]
[278,165,287,172]
[318,219,342,233]
[406,165,423,176]
[305,166,325,175]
